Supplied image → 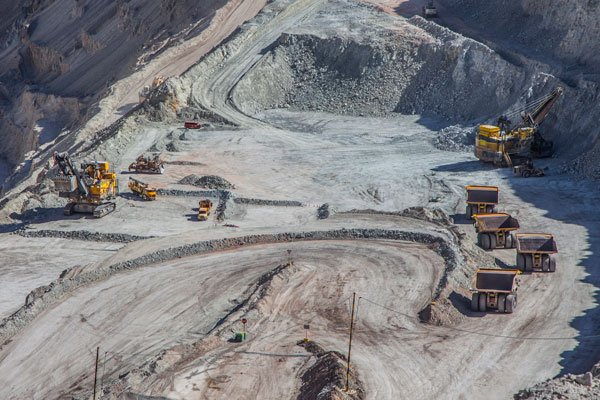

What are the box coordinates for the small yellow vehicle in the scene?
[471,269,520,313]
[473,213,520,250]
[465,185,499,219]
[515,233,558,272]
[128,177,157,201]
[198,199,213,221]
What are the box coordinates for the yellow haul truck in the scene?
[515,233,558,272]
[474,87,563,166]
[465,185,498,219]
[473,213,520,250]
[198,199,213,221]
[128,177,157,200]
[471,269,520,313]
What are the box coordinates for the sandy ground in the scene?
[1,0,600,399]
[0,235,124,319]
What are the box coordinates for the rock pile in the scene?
[179,174,235,189]
[515,366,600,399]
[433,125,476,152]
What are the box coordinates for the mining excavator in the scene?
[475,87,563,167]
[51,152,118,218]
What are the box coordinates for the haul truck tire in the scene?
[478,293,487,312]
[466,205,473,219]
[505,295,515,313]
[471,293,480,311]
[549,257,556,272]
[542,254,550,272]
[489,234,498,249]
[498,294,506,313]
[504,234,513,249]
[525,254,533,272]
[479,233,491,250]
[516,253,526,271]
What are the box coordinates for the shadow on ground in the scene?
[508,175,600,376]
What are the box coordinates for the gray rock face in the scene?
[0,0,228,170]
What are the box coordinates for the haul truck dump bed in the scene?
[516,233,558,272]
[465,185,498,219]
[471,269,520,313]
[474,213,519,249]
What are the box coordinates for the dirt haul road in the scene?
[187,0,325,127]
[1,0,600,399]
[0,239,443,400]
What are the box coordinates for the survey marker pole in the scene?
[345,292,356,392]
[93,346,100,400]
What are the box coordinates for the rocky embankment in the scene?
[0,0,229,186]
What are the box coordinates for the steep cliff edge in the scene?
[0,0,228,181]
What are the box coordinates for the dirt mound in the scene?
[232,16,527,122]
[297,340,364,400]
[178,174,235,189]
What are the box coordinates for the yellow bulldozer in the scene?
[474,87,563,167]
[51,152,118,217]
[128,153,165,174]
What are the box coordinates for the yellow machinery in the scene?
[473,212,520,250]
[475,87,563,166]
[138,75,165,103]
[515,233,558,272]
[465,185,498,219]
[471,269,520,313]
[128,177,157,200]
[198,199,213,221]
[129,153,165,174]
[51,152,118,217]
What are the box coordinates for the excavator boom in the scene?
[53,152,89,197]
[523,87,563,128]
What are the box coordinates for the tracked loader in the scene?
[471,269,520,313]
[515,233,558,272]
[51,152,118,218]
[473,213,519,250]
[465,185,498,219]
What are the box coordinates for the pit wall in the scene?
[232,16,600,177]
[232,20,527,122]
